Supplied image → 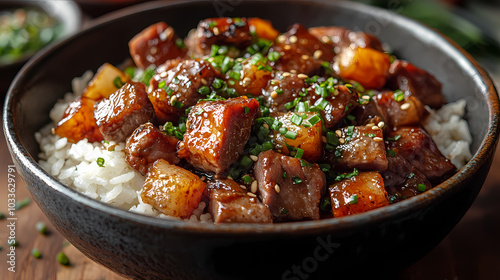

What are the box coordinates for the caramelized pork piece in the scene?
[335,47,390,89]
[226,56,273,96]
[308,26,385,54]
[271,112,323,162]
[208,179,273,224]
[387,127,456,183]
[129,22,187,69]
[263,71,307,112]
[94,82,155,142]
[149,59,220,124]
[82,63,129,101]
[141,159,206,217]
[386,60,446,109]
[373,91,426,129]
[254,150,326,221]
[329,171,389,217]
[268,24,334,75]
[185,17,253,57]
[55,97,103,143]
[351,93,388,126]
[178,97,259,174]
[326,125,388,171]
[382,155,432,202]
[125,122,180,175]
[307,84,359,129]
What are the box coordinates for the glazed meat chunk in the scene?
[208,179,273,224]
[55,97,103,143]
[387,127,456,183]
[141,159,206,218]
[308,26,385,54]
[178,97,260,174]
[129,22,187,69]
[185,17,253,57]
[325,125,388,171]
[386,60,446,108]
[307,84,359,129]
[263,71,307,113]
[373,90,427,129]
[94,82,155,142]
[329,171,389,217]
[149,59,220,124]
[254,150,326,221]
[125,122,180,175]
[268,24,334,75]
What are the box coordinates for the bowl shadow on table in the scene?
[3,1,499,279]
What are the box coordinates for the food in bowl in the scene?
[36,17,472,224]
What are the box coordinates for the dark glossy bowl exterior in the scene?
[0,0,82,96]
[3,1,499,279]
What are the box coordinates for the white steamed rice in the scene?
[36,71,472,221]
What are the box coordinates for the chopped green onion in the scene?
[387,135,401,142]
[96,157,105,167]
[320,197,331,211]
[32,248,42,259]
[0,212,4,219]
[349,194,359,204]
[244,106,250,114]
[387,150,396,157]
[268,51,281,62]
[158,80,166,89]
[113,76,125,89]
[198,86,210,95]
[393,90,405,102]
[261,141,273,151]
[241,175,252,184]
[314,98,329,110]
[175,38,186,49]
[417,184,427,192]
[290,113,303,126]
[294,148,304,159]
[408,172,415,179]
[36,222,49,235]
[281,208,288,214]
[292,176,303,184]
[57,252,70,266]
[240,156,254,169]
[285,131,298,140]
[15,198,31,210]
[282,172,287,178]
[307,115,321,126]
[172,99,184,109]
[326,131,339,146]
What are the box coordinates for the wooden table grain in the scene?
[1,119,500,280]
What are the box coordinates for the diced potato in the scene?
[336,47,390,89]
[82,63,129,101]
[227,57,273,96]
[141,159,206,217]
[55,97,103,143]
[272,112,323,162]
[329,171,389,217]
[248,17,279,41]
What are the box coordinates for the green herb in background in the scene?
[57,252,70,266]
[32,248,42,258]
[14,198,30,210]
[36,221,49,235]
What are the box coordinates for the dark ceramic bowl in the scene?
[0,0,82,96]
[3,0,499,279]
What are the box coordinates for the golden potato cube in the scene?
[336,47,390,89]
[83,63,129,101]
[141,159,206,218]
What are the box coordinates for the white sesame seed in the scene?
[275,184,281,193]
[362,95,370,100]
[372,126,380,131]
[284,45,291,50]
[213,27,220,36]
[250,155,258,162]
[227,175,233,180]
[335,130,342,137]
[160,71,168,78]
[270,79,279,85]
[289,35,298,44]
[378,121,385,128]
[322,136,327,143]
[339,138,345,144]
[373,137,384,142]
[240,185,247,190]
[313,50,323,59]
[321,36,330,44]
[170,95,177,104]
[251,180,258,193]
[200,176,206,181]
[242,77,251,87]
[297,73,308,79]
[333,89,339,96]
[247,192,257,197]
[290,69,297,74]
[301,54,310,60]
[366,123,375,127]
[263,123,269,130]
[400,103,411,110]
[201,78,208,85]
[277,35,286,43]
[271,91,278,98]
[282,72,291,77]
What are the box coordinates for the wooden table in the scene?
[1,118,500,280]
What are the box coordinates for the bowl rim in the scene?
[3,0,500,236]
[0,0,82,69]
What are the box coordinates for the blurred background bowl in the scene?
[3,0,499,279]
[0,0,82,96]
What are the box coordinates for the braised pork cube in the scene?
[329,171,389,217]
[335,46,390,89]
[125,122,180,175]
[129,22,187,69]
[386,60,446,108]
[141,159,206,217]
[185,17,253,57]
[178,97,259,174]
[373,91,427,129]
[382,155,432,202]
[387,127,456,183]
[308,26,385,54]
[55,97,103,143]
[82,63,129,101]
[271,112,323,162]
[94,82,155,142]
[307,84,359,129]
[351,93,388,126]
[149,59,220,124]
[208,179,272,224]
[254,150,326,221]
[268,24,334,75]
[226,55,273,96]
[326,125,388,171]
[263,71,307,112]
